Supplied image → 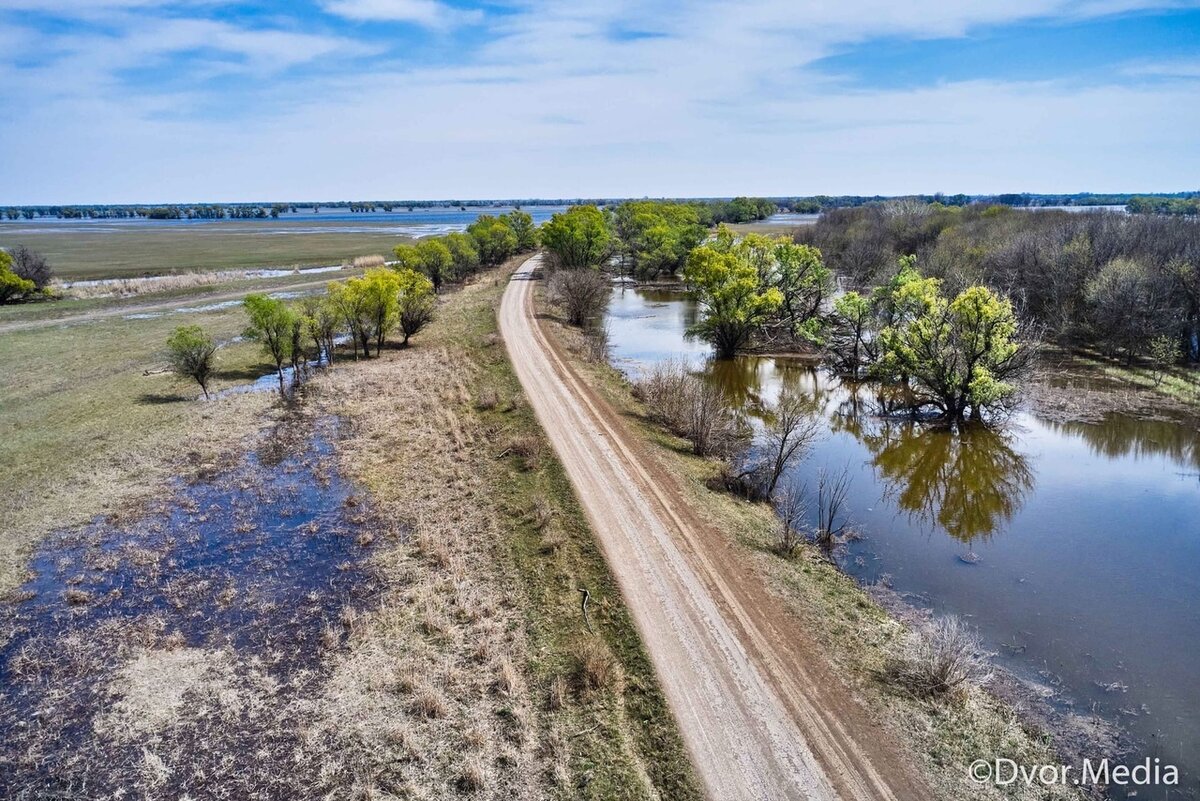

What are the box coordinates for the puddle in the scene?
[0,417,389,795]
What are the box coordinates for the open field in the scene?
[0,221,409,279]
[0,282,288,594]
[0,259,699,798]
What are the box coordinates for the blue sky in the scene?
[0,0,1198,202]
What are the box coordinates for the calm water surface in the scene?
[606,286,1200,798]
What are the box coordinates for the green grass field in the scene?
[0,220,411,279]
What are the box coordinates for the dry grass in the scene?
[297,265,698,800]
[350,254,387,269]
[57,270,259,299]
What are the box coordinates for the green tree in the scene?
[876,281,1030,421]
[0,250,36,304]
[413,238,454,292]
[395,267,436,345]
[467,215,519,266]
[500,210,538,252]
[300,295,342,365]
[540,205,612,269]
[681,241,783,359]
[243,294,296,392]
[611,201,705,279]
[442,232,481,280]
[166,325,218,399]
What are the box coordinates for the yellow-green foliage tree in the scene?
[733,232,831,340]
[243,293,296,391]
[0,250,36,304]
[394,267,436,346]
[682,231,783,359]
[165,324,218,399]
[413,239,454,293]
[872,261,1030,421]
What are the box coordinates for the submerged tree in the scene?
[681,233,783,359]
[166,324,218,399]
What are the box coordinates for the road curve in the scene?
[499,254,932,801]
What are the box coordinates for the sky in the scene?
[0,0,1198,203]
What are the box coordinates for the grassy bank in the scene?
[539,303,1084,801]
[310,262,700,798]
[0,221,407,279]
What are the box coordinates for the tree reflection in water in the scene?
[841,404,1036,545]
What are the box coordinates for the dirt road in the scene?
[499,254,931,800]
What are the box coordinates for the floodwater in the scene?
[0,419,384,795]
[605,286,1200,799]
[0,204,570,237]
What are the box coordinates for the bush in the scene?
[634,360,746,457]
[549,268,609,328]
[888,616,992,701]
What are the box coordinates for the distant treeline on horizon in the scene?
[2,191,1198,221]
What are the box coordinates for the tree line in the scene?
[165,211,540,397]
[799,203,1200,364]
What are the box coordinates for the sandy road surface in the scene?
[499,254,931,800]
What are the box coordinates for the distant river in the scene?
[0,205,571,238]
[604,286,1200,800]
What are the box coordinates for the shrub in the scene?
[888,616,992,701]
[549,268,610,328]
[634,360,746,457]
[572,639,623,697]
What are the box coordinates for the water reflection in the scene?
[1044,415,1200,472]
[851,419,1036,545]
[602,285,1200,796]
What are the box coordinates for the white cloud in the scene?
[1,0,1197,201]
[319,0,481,27]
[1122,58,1200,77]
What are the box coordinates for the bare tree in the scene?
[550,268,610,327]
[773,483,807,558]
[814,466,851,551]
[11,246,52,290]
[758,392,820,497]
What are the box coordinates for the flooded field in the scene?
[0,417,388,797]
[605,286,1200,799]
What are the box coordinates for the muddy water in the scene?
[605,286,1200,799]
[0,417,384,796]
